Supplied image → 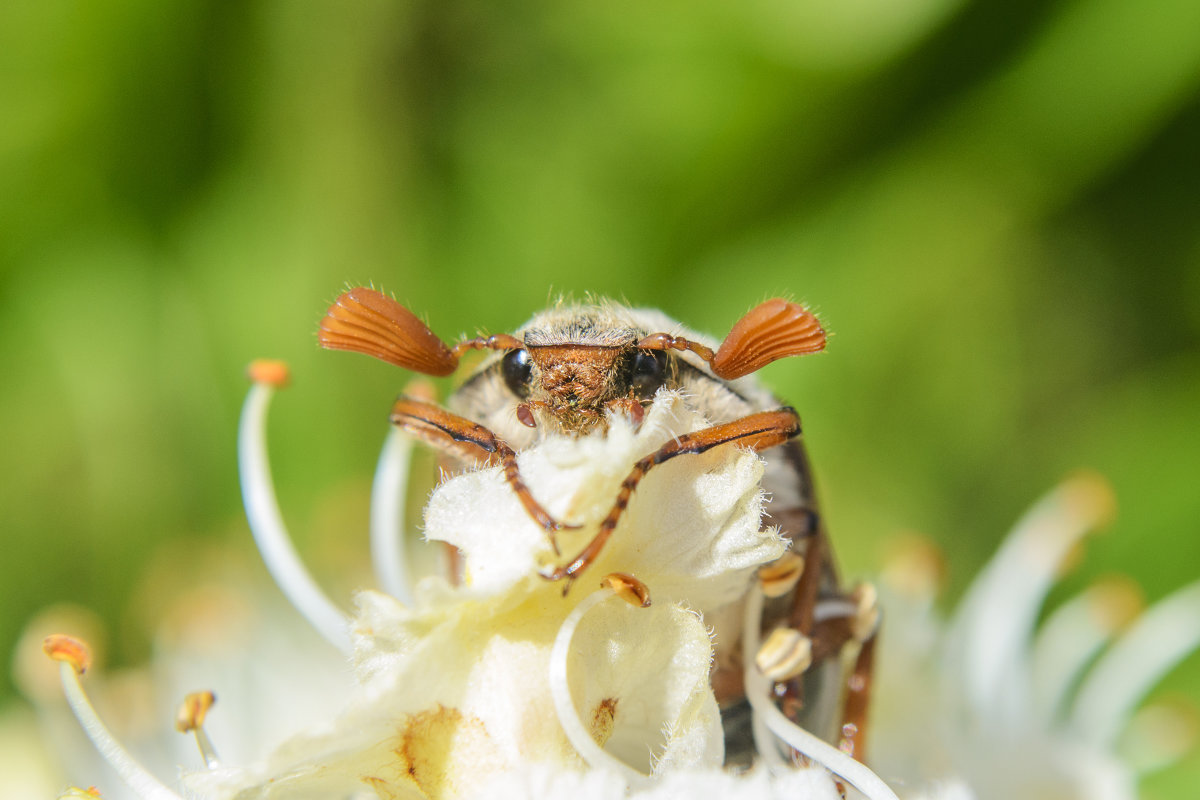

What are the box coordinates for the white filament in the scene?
[1070,579,1200,747]
[549,589,652,789]
[370,428,416,604]
[946,481,1100,718]
[742,588,900,800]
[238,383,351,653]
[748,598,854,767]
[57,662,184,800]
[1030,585,1124,725]
[751,704,788,768]
[192,726,220,769]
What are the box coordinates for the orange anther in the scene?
[602,572,651,608]
[246,359,291,388]
[43,634,92,674]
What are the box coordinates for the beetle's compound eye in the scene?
[630,350,667,399]
[502,349,533,398]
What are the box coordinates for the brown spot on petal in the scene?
[591,697,618,746]
[383,705,496,799]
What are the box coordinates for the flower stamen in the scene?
[549,587,653,788]
[759,553,805,598]
[755,628,812,682]
[947,471,1116,717]
[1120,700,1199,774]
[370,428,417,604]
[742,589,900,800]
[175,690,221,768]
[1030,577,1143,724]
[239,361,351,653]
[1070,579,1200,747]
[602,572,651,608]
[43,635,185,800]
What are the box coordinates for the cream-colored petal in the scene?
[425,392,783,609]
[565,601,722,774]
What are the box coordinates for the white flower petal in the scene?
[564,600,722,773]
[425,392,784,608]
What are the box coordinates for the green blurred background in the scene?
[2,0,1198,795]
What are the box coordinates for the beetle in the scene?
[317,288,874,764]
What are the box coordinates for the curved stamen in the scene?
[370,428,416,604]
[239,362,351,653]
[175,690,221,768]
[44,636,185,800]
[1030,578,1142,725]
[945,472,1115,718]
[1070,579,1200,747]
[549,587,652,789]
[742,590,901,800]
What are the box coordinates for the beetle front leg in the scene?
[390,396,576,552]
[540,408,802,586]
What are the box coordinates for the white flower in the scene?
[30,363,1198,800]
[871,475,1200,800]
[181,378,838,799]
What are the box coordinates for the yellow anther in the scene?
[1058,470,1117,532]
[758,552,804,598]
[602,572,651,608]
[246,359,291,388]
[43,634,92,675]
[755,627,812,682]
[880,533,945,598]
[175,690,217,733]
[1090,576,1144,633]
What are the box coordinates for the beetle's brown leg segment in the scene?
[790,518,826,635]
[775,516,835,721]
[495,440,575,554]
[838,630,876,763]
[390,395,503,464]
[389,397,576,548]
[540,408,802,583]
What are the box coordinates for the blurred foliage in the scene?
[1,0,1198,795]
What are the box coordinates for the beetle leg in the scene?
[837,630,876,762]
[390,396,576,552]
[761,438,847,725]
[540,408,802,585]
